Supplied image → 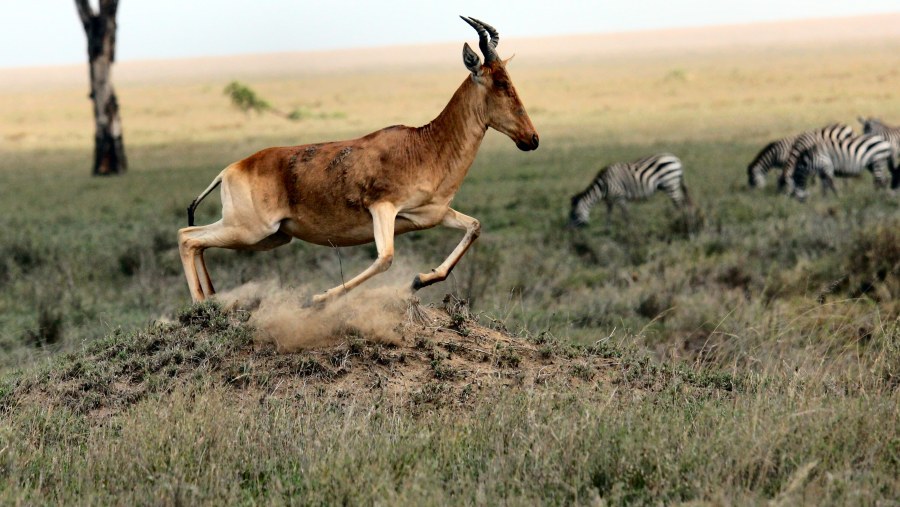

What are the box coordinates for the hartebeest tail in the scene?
[186,170,225,226]
[178,16,539,304]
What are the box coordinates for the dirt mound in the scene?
[2,294,625,418]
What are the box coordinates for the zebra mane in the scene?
[747,139,782,174]
[571,175,605,205]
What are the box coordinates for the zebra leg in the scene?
[873,159,891,189]
[791,170,809,201]
[615,200,630,220]
[665,180,690,211]
[823,175,838,197]
[604,200,614,229]
[891,156,900,191]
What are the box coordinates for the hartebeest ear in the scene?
[462,42,484,81]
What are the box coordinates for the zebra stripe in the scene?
[748,123,853,189]
[859,117,900,158]
[859,117,900,188]
[777,123,855,192]
[791,133,892,200]
[569,153,689,227]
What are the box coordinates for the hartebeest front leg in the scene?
[412,208,481,290]
[312,202,398,305]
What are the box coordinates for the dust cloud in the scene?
[215,280,415,353]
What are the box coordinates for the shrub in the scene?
[22,303,64,347]
[845,220,900,300]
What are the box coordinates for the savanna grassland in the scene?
[0,15,898,505]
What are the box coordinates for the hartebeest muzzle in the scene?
[516,133,540,151]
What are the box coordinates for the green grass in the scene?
[0,37,898,504]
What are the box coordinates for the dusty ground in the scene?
[8,295,630,420]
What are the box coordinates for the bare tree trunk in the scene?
[76,0,126,176]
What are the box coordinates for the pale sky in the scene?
[0,0,897,69]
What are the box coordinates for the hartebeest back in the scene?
[178,17,539,304]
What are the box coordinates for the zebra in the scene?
[568,153,691,227]
[747,136,798,189]
[790,133,893,201]
[749,123,854,191]
[858,117,900,188]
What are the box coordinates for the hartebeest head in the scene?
[461,16,539,151]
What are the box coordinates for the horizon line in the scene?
[3,11,898,72]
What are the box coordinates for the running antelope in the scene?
[178,17,539,304]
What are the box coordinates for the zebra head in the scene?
[747,165,767,188]
[746,139,782,189]
[791,187,810,202]
[858,116,883,135]
[567,179,605,228]
[567,194,590,228]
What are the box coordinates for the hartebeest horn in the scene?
[460,16,499,63]
[469,17,499,49]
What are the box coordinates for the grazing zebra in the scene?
[747,123,853,189]
[790,133,893,201]
[568,153,690,227]
[747,135,801,189]
[859,117,900,188]
[773,123,855,193]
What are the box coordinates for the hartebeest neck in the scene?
[417,77,489,192]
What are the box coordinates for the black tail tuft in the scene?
[187,200,196,226]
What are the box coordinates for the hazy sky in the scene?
[1,0,897,68]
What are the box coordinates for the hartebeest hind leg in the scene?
[412,208,481,290]
[196,252,216,296]
[311,202,398,305]
[179,220,290,302]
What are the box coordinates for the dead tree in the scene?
[75,0,127,175]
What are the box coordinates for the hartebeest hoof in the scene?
[301,297,323,310]
[308,285,349,307]
[412,270,442,291]
[305,293,333,309]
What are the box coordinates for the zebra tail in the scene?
[680,180,694,209]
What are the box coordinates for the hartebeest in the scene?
[178,17,539,304]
